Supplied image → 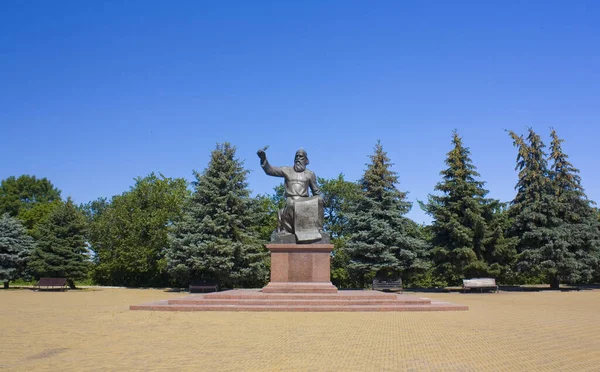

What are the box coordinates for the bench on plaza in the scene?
[36,278,68,291]
[372,278,403,293]
[462,278,499,293]
[189,280,219,293]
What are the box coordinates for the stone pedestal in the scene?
[262,244,338,293]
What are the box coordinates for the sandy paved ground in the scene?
[1,288,599,371]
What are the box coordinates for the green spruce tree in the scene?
[482,202,519,284]
[0,214,34,288]
[345,141,429,287]
[28,198,89,288]
[421,131,510,285]
[548,129,600,284]
[508,129,563,288]
[166,143,268,288]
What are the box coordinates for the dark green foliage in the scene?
[318,174,361,288]
[253,184,285,242]
[0,175,61,217]
[548,129,600,285]
[28,198,89,288]
[507,128,600,288]
[80,197,110,222]
[345,141,429,287]
[482,202,519,284]
[420,131,515,285]
[19,201,63,238]
[0,214,34,288]
[508,129,562,287]
[319,174,361,240]
[88,174,189,287]
[166,143,268,288]
[0,175,62,236]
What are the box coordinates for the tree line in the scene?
[1,129,599,289]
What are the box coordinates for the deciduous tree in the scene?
[0,175,61,217]
[318,174,360,288]
[88,174,189,287]
[0,175,62,235]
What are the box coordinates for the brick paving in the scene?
[1,288,599,371]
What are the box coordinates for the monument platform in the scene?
[130,289,468,312]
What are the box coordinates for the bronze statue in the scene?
[257,148,328,244]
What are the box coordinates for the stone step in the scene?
[202,291,400,301]
[261,282,338,293]
[168,298,430,306]
[131,302,468,312]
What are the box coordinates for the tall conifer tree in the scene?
[548,129,600,284]
[345,141,428,287]
[28,198,89,288]
[421,131,509,284]
[0,214,34,288]
[508,129,563,288]
[166,143,268,288]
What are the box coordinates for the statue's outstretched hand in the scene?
[257,149,267,162]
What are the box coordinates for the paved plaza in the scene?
[1,288,599,371]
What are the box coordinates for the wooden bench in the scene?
[372,278,403,293]
[189,280,219,293]
[462,278,499,293]
[36,278,68,291]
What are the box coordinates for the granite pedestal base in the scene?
[130,290,469,312]
[262,243,337,293]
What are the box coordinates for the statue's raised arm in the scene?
[257,148,285,178]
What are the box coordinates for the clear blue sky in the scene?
[1,1,599,223]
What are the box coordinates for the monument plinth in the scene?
[262,244,337,293]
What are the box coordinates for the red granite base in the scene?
[130,289,469,312]
[266,244,334,283]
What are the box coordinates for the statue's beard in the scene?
[294,161,306,173]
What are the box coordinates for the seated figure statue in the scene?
[257,148,329,244]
